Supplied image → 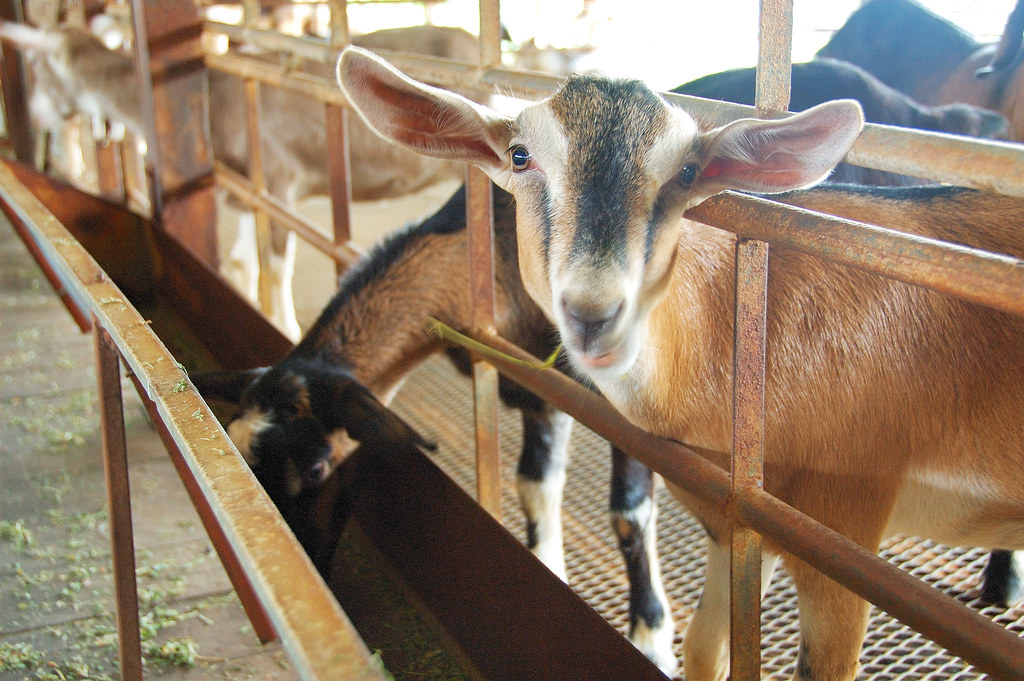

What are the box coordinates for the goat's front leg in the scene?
[224,209,260,302]
[781,476,893,681]
[682,527,781,681]
[980,549,1024,605]
[610,447,677,676]
[516,404,573,582]
[266,225,301,342]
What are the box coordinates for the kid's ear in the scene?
[691,99,864,199]
[337,46,512,176]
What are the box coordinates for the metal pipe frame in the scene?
[0,162,388,681]
[200,1,1024,677]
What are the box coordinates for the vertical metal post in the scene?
[130,0,218,264]
[466,165,501,520]
[0,0,33,164]
[94,323,143,681]
[729,2,792,678]
[478,0,503,69]
[755,0,793,113]
[326,103,353,281]
[729,237,768,681]
[329,0,350,47]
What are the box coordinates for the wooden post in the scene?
[129,0,219,266]
[0,0,35,164]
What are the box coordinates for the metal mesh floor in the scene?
[387,355,1024,680]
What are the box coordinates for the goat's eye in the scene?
[509,145,532,172]
[678,163,700,188]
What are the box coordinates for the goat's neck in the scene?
[297,231,471,402]
[596,218,737,453]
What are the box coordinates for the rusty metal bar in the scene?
[466,164,502,519]
[478,0,502,69]
[755,0,793,113]
[328,0,349,47]
[95,139,126,203]
[215,161,364,268]
[94,323,144,681]
[325,103,354,280]
[204,16,1024,199]
[729,236,768,681]
[727,1,793,675]
[0,153,386,681]
[459,329,1024,681]
[687,192,1024,318]
[126,373,279,644]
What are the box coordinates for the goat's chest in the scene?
[593,360,731,454]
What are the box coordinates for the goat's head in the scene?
[338,48,863,380]
[193,358,433,514]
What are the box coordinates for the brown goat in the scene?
[338,47,1024,681]
[194,183,678,673]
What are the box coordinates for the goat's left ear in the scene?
[327,378,436,452]
[337,47,511,177]
[693,99,864,198]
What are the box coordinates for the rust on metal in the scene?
[466,166,502,519]
[687,192,1024,317]
[730,238,769,681]
[95,324,144,681]
[754,0,793,114]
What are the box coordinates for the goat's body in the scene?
[197,184,678,674]
[815,0,981,104]
[820,0,1024,142]
[338,49,1024,679]
[614,186,1024,539]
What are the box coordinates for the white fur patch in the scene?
[227,409,272,467]
[517,474,568,582]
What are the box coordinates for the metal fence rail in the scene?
[0,160,388,681]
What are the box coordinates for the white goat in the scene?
[337,47,1024,681]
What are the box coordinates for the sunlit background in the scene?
[340,0,1014,90]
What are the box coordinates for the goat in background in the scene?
[0,20,487,340]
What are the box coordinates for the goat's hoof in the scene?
[630,619,677,677]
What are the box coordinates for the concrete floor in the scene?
[0,214,299,680]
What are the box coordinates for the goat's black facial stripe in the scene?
[541,184,555,268]
[645,189,674,264]
[548,75,666,271]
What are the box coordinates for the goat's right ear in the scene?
[191,368,269,403]
[337,47,511,178]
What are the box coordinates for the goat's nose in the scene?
[562,296,624,352]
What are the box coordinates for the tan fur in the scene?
[337,48,1024,681]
